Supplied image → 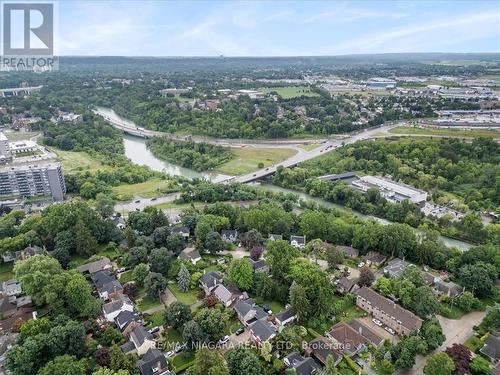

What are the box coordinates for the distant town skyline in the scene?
[53,1,500,56]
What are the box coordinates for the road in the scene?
[114,192,180,212]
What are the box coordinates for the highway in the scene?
[93,106,401,183]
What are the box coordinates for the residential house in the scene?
[14,245,44,262]
[1,253,16,263]
[363,251,387,267]
[480,332,500,363]
[348,319,384,347]
[212,284,240,307]
[77,257,113,275]
[113,215,126,230]
[1,280,22,297]
[268,234,283,241]
[290,235,306,249]
[355,287,422,336]
[199,271,222,295]
[179,248,201,265]
[423,272,437,286]
[137,348,173,375]
[383,258,411,278]
[221,230,238,242]
[283,352,323,375]
[337,245,359,258]
[92,270,123,301]
[0,296,34,333]
[326,322,368,357]
[122,325,156,355]
[249,318,277,347]
[171,226,190,239]
[248,258,268,273]
[434,279,464,298]
[275,309,296,331]
[336,277,358,295]
[233,299,267,326]
[114,310,141,332]
[103,295,134,322]
[308,336,343,367]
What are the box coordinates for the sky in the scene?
[53,0,500,56]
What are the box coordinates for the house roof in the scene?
[290,356,323,375]
[179,248,201,261]
[120,340,136,353]
[249,258,267,271]
[309,336,343,364]
[423,272,436,285]
[337,277,355,291]
[16,245,43,260]
[2,279,21,293]
[349,319,384,346]
[103,296,132,314]
[98,280,123,296]
[276,309,295,322]
[290,235,305,244]
[115,310,139,330]
[383,258,411,278]
[363,251,387,264]
[434,280,463,297]
[480,332,500,361]
[213,284,234,303]
[199,272,222,287]
[269,234,283,241]
[131,325,154,347]
[172,226,189,235]
[234,299,253,317]
[337,245,359,257]
[356,287,422,332]
[328,322,367,353]
[91,270,116,287]
[77,257,112,274]
[221,229,237,237]
[137,348,169,375]
[250,319,276,342]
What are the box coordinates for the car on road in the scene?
[151,197,157,201]
[384,327,395,335]
[235,327,245,336]
[372,318,383,327]
[253,173,256,177]
[134,200,140,203]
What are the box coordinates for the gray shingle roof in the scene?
[250,319,276,342]
[137,348,169,375]
[131,325,154,347]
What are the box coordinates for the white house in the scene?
[102,296,134,322]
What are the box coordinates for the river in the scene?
[103,107,473,251]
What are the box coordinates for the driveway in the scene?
[221,247,250,259]
[396,311,486,375]
[220,329,251,353]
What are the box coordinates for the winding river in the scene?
[103,107,474,251]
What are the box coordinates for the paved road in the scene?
[114,192,180,213]
[395,311,486,375]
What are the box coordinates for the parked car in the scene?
[149,326,160,334]
[372,318,383,327]
[151,197,157,201]
[134,200,140,203]
[263,304,271,313]
[235,327,245,336]
[358,262,365,268]
[384,327,395,335]
[165,350,175,358]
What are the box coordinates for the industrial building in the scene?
[0,162,66,201]
[351,175,428,204]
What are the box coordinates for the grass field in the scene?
[389,126,500,138]
[137,295,164,312]
[3,131,39,141]
[254,297,285,314]
[55,149,105,173]
[215,147,296,175]
[258,86,319,99]
[168,284,199,305]
[112,178,173,200]
[479,74,500,81]
[299,143,321,151]
[0,262,14,282]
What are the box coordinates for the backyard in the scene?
[0,262,14,282]
[168,283,199,305]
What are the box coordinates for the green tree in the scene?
[358,266,375,287]
[421,320,445,350]
[144,272,167,299]
[166,233,186,255]
[289,282,310,321]
[14,255,63,305]
[189,348,229,375]
[149,247,172,275]
[266,240,299,282]
[177,264,191,292]
[108,345,138,374]
[243,229,263,249]
[227,258,254,291]
[323,354,340,375]
[204,231,225,254]
[227,346,262,375]
[458,262,497,297]
[132,263,149,287]
[410,286,440,318]
[469,356,491,375]
[260,341,273,362]
[75,219,98,256]
[165,301,192,330]
[95,193,115,218]
[195,308,228,342]
[183,320,204,350]
[37,355,85,375]
[424,353,455,375]
[92,369,129,375]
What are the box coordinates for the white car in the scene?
[384,327,396,335]
[358,262,365,268]
[372,318,382,327]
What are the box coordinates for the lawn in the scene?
[137,295,164,312]
[168,284,199,305]
[55,149,105,173]
[3,131,39,141]
[118,270,133,283]
[464,335,483,353]
[0,262,14,282]
[389,126,500,139]
[259,86,319,99]
[145,311,165,328]
[254,297,285,314]
[215,147,296,175]
[299,143,321,151]
[163,328,183,349]
[112,178,175,200]
[169,352,195,373]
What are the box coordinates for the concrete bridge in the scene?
[0,85,42,97]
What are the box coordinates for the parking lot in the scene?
[358,316,399,343]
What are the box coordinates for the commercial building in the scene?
[0,162,66,201]
[8,140,37,154]
[0,132,11,162]
[352,175,428,204]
